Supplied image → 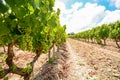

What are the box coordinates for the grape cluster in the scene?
[18,35,33,51]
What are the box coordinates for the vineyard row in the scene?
[69,21,120,48]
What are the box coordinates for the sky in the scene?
[54,0,120,33]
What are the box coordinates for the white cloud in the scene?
[110,0,120,8]
[54,0,120,33]
[99,10,120,24]
[54,1,66,13]
[67,3,106,33]
[71,2,83,11]
[55,0,69,3]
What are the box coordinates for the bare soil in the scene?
[0,45,69,80]
[0,38,120,80]
[66,38,120,80]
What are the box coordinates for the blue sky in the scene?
[65,0,117,10]
[54,0,120,33]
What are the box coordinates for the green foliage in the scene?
[0,0,8,13]
[48,57,55,64]
[0,21,10,36]
[96,38,102,44]
[0,71,4,76]
[18,35,33,51]
[98,24,109,39]
[12,64,17,71]
[55,25,67,47]
[0,0,66,78]
[21,63,32,74]
[4,77,9,80]
[0,0,66,53]
[0,66,3,71]
[69,20,120,47]
[0,52,7,61]
[109,21,120,39]
[0,66,4,76]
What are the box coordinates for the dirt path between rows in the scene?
[66,41,95,80]
[65,38,120,80]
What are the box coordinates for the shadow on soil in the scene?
[31,44,69,80]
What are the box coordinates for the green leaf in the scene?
[4,77,9,80]
[15,0,26,7]
[48,16,57,27]
[0,22,10,36]
[12,64,17,71]
[5,0,16,8]
[13,6,28,18]
[28,3,34,14]
[34,0,40,9]
[0,1,8,13]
